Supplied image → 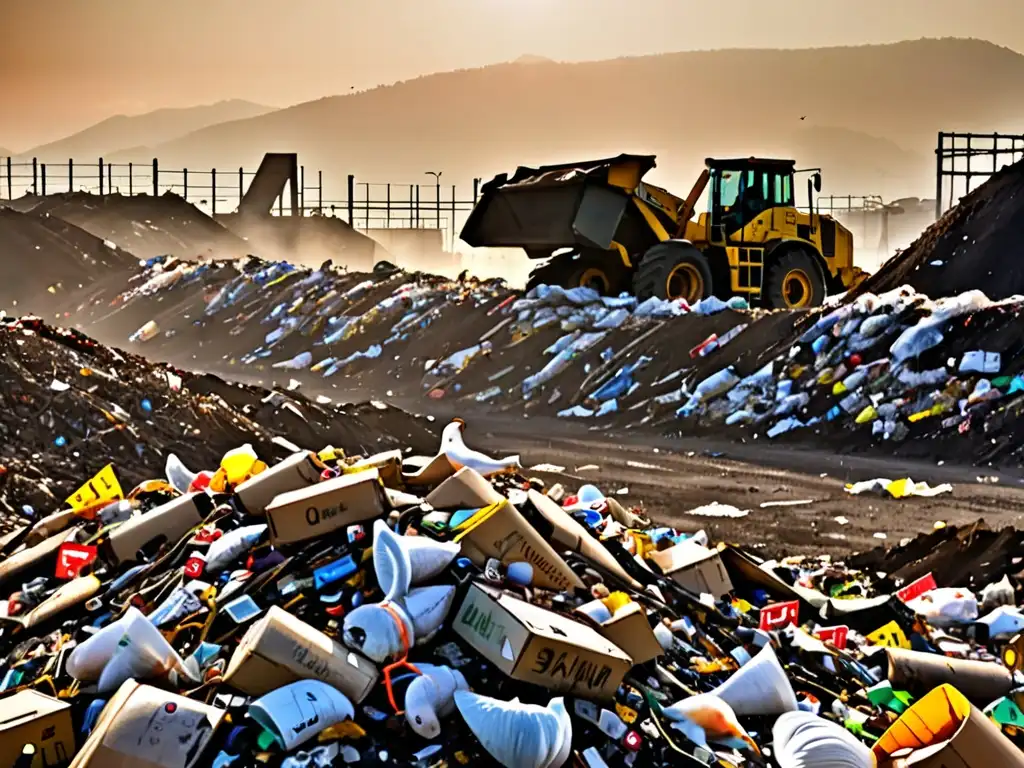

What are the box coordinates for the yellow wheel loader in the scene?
[460,154,867,308]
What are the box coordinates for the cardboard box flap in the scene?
[426,467,505,511]
[234,451,324,516]
[402,454,456,488]
[453,499,583,592]
[224,605,378,702]
[527,489,640,588]
[649,541,733,599]
[0,689,75,768]
[346,450,404,488]
[594,601,664,665]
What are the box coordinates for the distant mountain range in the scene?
[19,39,1024,202]
[19,100,276,162]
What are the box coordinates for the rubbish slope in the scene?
[6,191,252,260]
[0,206,138,310]
[0,314,436,525]
[852,156,1024,300]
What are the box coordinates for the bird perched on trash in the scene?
[662,694,761,754]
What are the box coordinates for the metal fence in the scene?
[0,157,482,251]
[935,131,1024,219]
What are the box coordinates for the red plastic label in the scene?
[897,572,937,603]
[184,554,206,579]
[814,625,849,650]
[55,543,98,580]
[759,600,800,631]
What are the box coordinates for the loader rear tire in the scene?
[525,251,627,295]
[763,248,826,309]
[632,241,713,304]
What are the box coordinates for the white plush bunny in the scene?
[404,664,468,738]
[342,520,460,663]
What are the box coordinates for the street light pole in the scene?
[425,171,442,230]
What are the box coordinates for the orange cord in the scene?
[381,602,420,715]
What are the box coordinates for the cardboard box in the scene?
[0,689,75,768]
[264,468,389,546]
[224,605,378,702]
[425,467,505,510]
[585,601,664,665]
[649,541,733,598]
[69,680,225,768]
[452,499,583,592]
[234,451,324,516]
[107,493,212,564]
[453,582,632,701]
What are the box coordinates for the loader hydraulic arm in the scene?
[674,168,710,237]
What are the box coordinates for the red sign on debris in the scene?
[814,625,849,650]
[897,572,937,603]
[759,600,799,631]
[55,543,98,580]
[184,553,206,579]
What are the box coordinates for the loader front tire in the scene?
[525,250,626,295]
[632,241,713,304]
[763,248,826,309]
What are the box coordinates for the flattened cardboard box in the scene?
[235,451,323,516]
[265,468,389,546]
[454,582,632,701]
[224,605,378,702]
[69,680,225,768]
[650,541,733,598]
[453,499,583,592]
[0,689,74,768]
[107,493,211,564]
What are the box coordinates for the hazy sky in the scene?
[5,0,1024,150]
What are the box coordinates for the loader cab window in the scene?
[772,173,794,206]
[715,170,741,210]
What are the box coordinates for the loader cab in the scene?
[707,157,797,245]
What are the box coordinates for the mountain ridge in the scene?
[30,38,1024,202]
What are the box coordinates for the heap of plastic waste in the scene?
[674,286,1024,450]
[0,417,1023,766]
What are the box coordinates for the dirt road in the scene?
[234,371,1024,559]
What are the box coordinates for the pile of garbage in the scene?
[2,418,1024,766]
[853,156,1024,301]
[65,256,759,416]
[0,207,138,311]
[671,286,1024,463]
[6,191,251,261]
[0,312,438,524]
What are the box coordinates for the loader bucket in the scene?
[460,154,656,256]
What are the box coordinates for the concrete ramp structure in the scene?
[237,153,299,217]
[214,152,385,270]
